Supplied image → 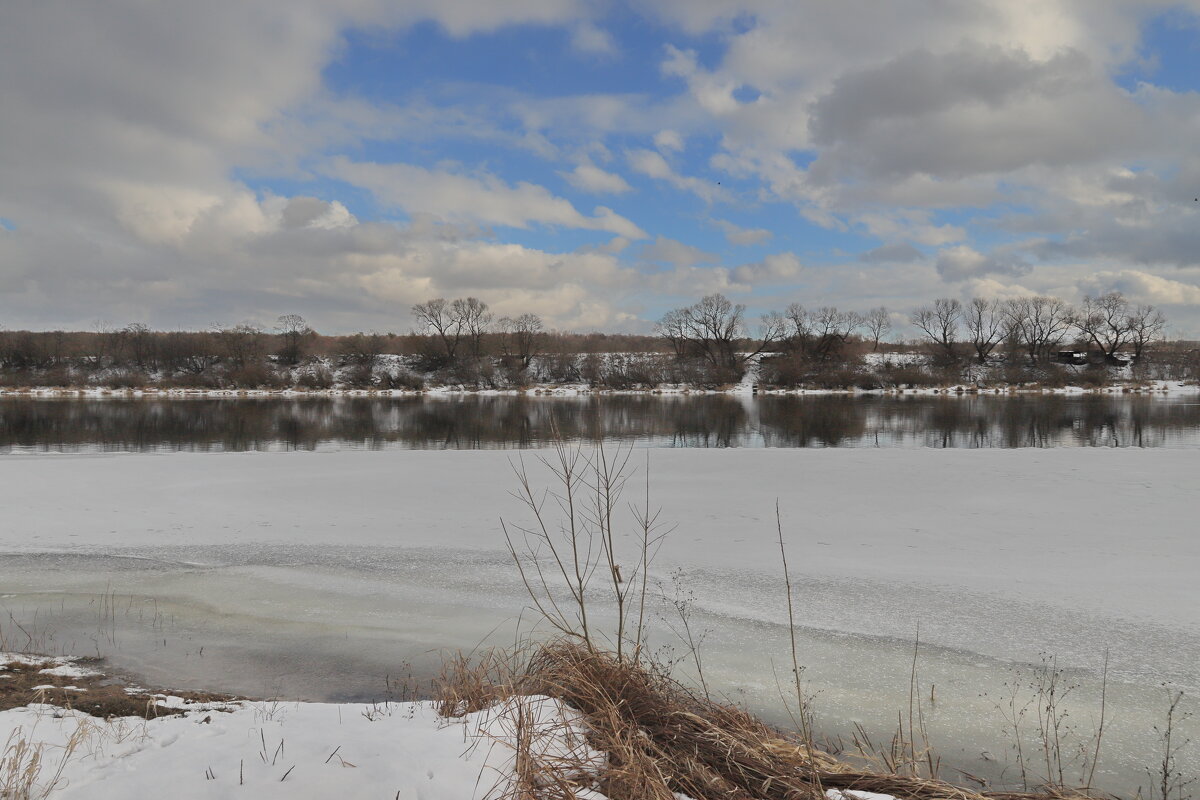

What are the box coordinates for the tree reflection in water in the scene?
[1,394,1198,452]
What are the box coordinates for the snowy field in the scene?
[1,447,1197,793]
[0,682,604,799]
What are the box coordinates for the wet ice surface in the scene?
[1,448,1197,795]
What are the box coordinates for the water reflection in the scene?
[1,394,1198,452]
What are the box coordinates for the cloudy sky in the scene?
[3,1,1200,336]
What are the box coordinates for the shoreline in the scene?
[0,645,1164,800]
[1,379,1196,398]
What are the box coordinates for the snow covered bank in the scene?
[2,378,1196,397]
[2,651,608,799]
[0,695,604,799]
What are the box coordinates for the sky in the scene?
[2,1,1200,336]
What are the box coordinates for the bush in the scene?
[1074,366,1112,389]
[92,369,151,389]
[38,367,74,387]
[157,372,224,389]
[296,367,334,390]
[759,354,865,389]
[379,369,424,391]
[1023,363,1070,388]
[600,354,673,389]
[539,353,582,383]
[876,364,941,389]
[669,358,740,389]
[340,363,377,388]
[225,365,287,389]
[0,369,34,388]
[437,357,499,389]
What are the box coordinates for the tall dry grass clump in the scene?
[436,640,1106,800]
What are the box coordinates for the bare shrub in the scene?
[503,441,668,662]
[92,369,150,389]
[340,363,377,388]
[225,364,286,389]
[758,354,867,389]
[379,369,423,391]
[296,367,334,390]
[1148,690,1194,800]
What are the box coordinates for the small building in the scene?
[1055,350,1088,365]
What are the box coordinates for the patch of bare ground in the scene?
[0,654,236,719]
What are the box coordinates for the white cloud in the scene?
[324,157,646,238]
[570,22,617,56]
[559,162,633,194]
[654,129,685,152]
[662,44,742,116]
[1079,270,1200,306]
[715,219,772,246]
[626,148,724,203]
[732,252,802,284]
[641,236,719,267]
[857,211,965,247]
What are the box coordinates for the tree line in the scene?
[655,290,1171,372]
[0,302,665,389]
[0,290,1191,389]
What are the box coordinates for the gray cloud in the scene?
[807,46,1148,182]
[859,243,924,263]
[935,245,1031,281]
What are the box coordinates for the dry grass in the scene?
[0,715,95,800]
[434,640,1104,800]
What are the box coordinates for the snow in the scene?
[38,664,101,679]
[1,654,99,679]
[828,791,895,800]
[0,695,610,800]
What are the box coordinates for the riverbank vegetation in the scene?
[0,292,1196,392]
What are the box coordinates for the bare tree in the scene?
[657,293,785,373]
[339,331,384,367]
[1128,303,1167,362]
[911,298,963,362]
[498,313,545,370]
[217,323,265,370]
[784,304,862,362]
[1073,292,1135,363]
[173,331,221,375]
[411,298,463,362]
[964,297,1006,364]
[1004,296,1073,365]
[452,297,492,358]
[412,296,492,362]
[864,306,891,351]
[656,308,689,359]
[275,314,312,366]
[121,323,156,370]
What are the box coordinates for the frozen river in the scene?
[1,444,1197,795]
[5,392,1200,451]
